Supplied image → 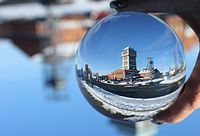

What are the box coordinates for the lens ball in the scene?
[75,12,186,122]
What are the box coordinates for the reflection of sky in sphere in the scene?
[76,12,185,75]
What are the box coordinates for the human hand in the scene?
[110,0,200,123]
[154,55,200,123]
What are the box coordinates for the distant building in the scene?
[146,57,154,71]
[107,46,137,81]
[139,69,152,80]
[121,46,137,71]
[92,72,99,79]
[99,75,108,81]
[152,69,163,79]
[107,69,136,81]
[139,68,162,80]
[84,64,92,81]
[108,69,125,81]
[76,67,84,79]
[139,58,162,80]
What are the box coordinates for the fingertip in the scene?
[153,109,186,124]
[153,108,175,123]
[151,119,165,125]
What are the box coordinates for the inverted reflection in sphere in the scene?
[75,12,186,122]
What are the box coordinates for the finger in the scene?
[154,54,200,123]
[154,85,195,123]
[110,0,200,13]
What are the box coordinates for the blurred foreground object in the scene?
[0,0,198,59]
[0,0,111,57]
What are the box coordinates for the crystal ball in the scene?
[75,12,186,122]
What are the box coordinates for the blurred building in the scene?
[0,1,110,57]
[164,15,199,51]
[0,11,92,57]
[0,19,47,56]
[0,1,197,59]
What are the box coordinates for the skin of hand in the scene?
[110,0,200,123]
[154,54,200,123]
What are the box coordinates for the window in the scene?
[124,66,128,70]
[123,56,128,60]
[124,61,128,65]
[123,50,128,55]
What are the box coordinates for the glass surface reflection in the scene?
[76,12,186,122]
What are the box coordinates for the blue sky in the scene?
[0,35,198,136]
[76,12,186,75]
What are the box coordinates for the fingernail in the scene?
[151,118,166,125]
[110,1,127,9]
[152,120,164,125]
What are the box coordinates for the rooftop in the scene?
[123,46,136,51]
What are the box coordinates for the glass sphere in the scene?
[75,12,186,122]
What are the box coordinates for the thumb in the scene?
[154,84,198,123]
[153,54,200,123]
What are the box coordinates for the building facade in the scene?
[108,69,125,81]
[107,69,137,81]
[139,68,163,80]
[121,46,137,71]
[139,58,163,80]
[107,46,138,81]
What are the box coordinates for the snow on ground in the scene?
[160,71,186,84]
[81,80,182,118]
[135,78,163,86]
